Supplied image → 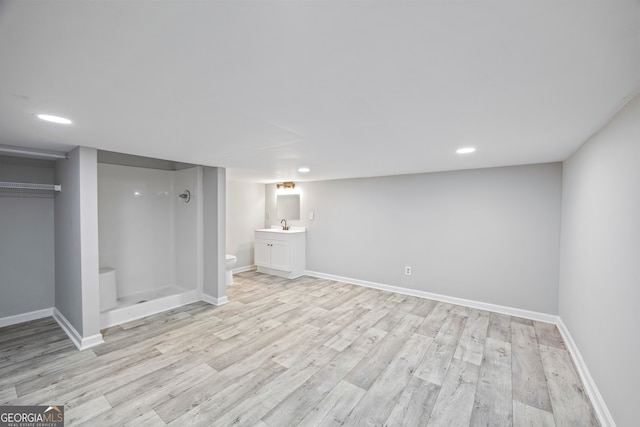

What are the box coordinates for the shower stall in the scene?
[97,152,202,328]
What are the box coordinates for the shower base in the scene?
[100,286,198,328]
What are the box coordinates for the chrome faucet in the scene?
[281,219,289,231]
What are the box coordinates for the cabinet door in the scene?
[270,240,290,271]
[254,238,271,267]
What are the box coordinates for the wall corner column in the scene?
[202,166,227,305]
[54,146,103,350]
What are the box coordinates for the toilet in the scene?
[99,267,118,311]
[225,254,237,286]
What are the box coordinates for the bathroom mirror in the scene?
[276,194,300,220]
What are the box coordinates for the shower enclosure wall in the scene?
[98,159,201,328]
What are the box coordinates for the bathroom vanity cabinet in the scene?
[254,229,306,279]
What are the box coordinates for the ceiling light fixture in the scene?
[36,114,72,125]
[297,167,310,173]
[456,147,476,154]
[276,181,295,190]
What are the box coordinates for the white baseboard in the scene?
[202,293,228,306]
[556,319,615,427]
[304,270,558,323]
[53,308,104,351]
[233,265,256,274]
[0,307,54,328]
[303,269,613,427]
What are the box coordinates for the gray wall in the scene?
[559,94,639,427]
[0,157,55,318]
[226,180,265,268]
[54,146,101,337]
[267,163,562,314]
[203,166,227,300]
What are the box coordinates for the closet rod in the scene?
[0,181,62,192]
[0,146,67,159]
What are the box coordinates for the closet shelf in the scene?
[0,181,61,192]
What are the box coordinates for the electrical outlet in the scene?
[405,266,412,275]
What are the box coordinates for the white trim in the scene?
[0,307,54,328]
[233,264,256,274]
[202,294,228,306]
[53,308,104,351]
[556,319,616,427]
[304,270,557,323]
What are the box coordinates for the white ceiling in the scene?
[0,0,638,182]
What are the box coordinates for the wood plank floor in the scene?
[0,272,600,426]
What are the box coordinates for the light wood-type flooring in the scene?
[1,272,599,426]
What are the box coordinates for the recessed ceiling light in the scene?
[297,167,310,173]
[36,114,72,125]
[456,147,476,154]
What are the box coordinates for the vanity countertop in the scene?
[256,227,306,234]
